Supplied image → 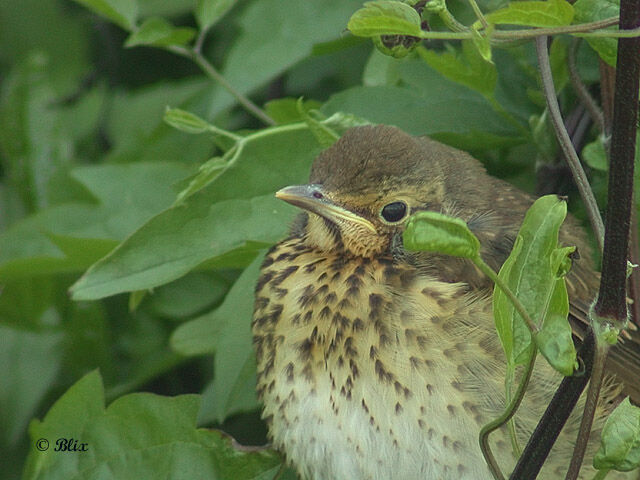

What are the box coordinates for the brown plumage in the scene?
[252,125,639,479]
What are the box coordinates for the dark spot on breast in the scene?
[451,381,464,391]
[319,306,332,319]
[318,272,328,282]
[298,285,315,308]
[447,405,457,416]
[399,271,414,288]
[275,252,292,262]
[337,298,352,310]
[303,310,313,324]
[261,256,274,268]
[375,359,395,383]
[254,296,269,311]
[369,293,383,311]
[352,317,364,332]
[370,345,378,359]
[331,257,347,271]
[421,286,443,299]
[304,258,325,273]
[346,286,360,298]
[255,271,274,293]
[291,313,301,325]
[344,337,358,357]
[332,312,351,329]
[325,292,337,304]
[346,274,363,288]
[418,419,426,429]
[430,315,441,324]
[285,362,294,382]
[443,347,456,358]
[410,356,421,368]
[273,287,288,298]
[350,359,359,379]
[272,265,299,286]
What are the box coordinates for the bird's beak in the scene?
[276,184,377,234]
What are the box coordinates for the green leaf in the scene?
[471,26,493,64]
[347,1,423,37]
[211,0,364,117]
[322,58,522,149]
[493,195,575,371]
[70,194,290,300]
[23,371,283,480]
[534,247,577,376]
[148,272,229,319]
[264,98,323,125]
[164,107,212,134]
[125,17,196,48]
[0,326,63,446]
[70,125,323,300]
[105,78,214,164]
[71,0,138,31]
[172,254,264,421]
[484,0,574,27]
[297,99,340,148]
[574,0,619,66]
[195,0,237,30]
[594,398,640,471]
[583,137,609,171]
[403,211,481,258]
[417,41,497,98]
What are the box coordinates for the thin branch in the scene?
[168,46,275,126]
[468,0,489,29]
[479,349,537,480]
[564,341,609,480]
[568,39,605,133]
[536,37,605,252]
[593,0,640,323]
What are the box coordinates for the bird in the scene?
[252,125,640,480]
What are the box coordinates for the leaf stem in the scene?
[535,36,605,252]
[405,16,626,41]
[479,348,537,480]
[168,45,276,126]
[468,0,489,29]
[591,469,610,480]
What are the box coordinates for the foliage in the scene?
[0,0,637,479]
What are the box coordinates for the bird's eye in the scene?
[380,201,408,223]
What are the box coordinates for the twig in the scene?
[564,341,609,480]
[509,330,595,479]
[468,0,489,28]
[535,36,605,252]
[593,0,640,323]
[479,349,537,480]
[568,39,605,133]
[169,45,275,126]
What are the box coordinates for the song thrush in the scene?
[252,125,640,479]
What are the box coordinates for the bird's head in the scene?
[276,125,492,258]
